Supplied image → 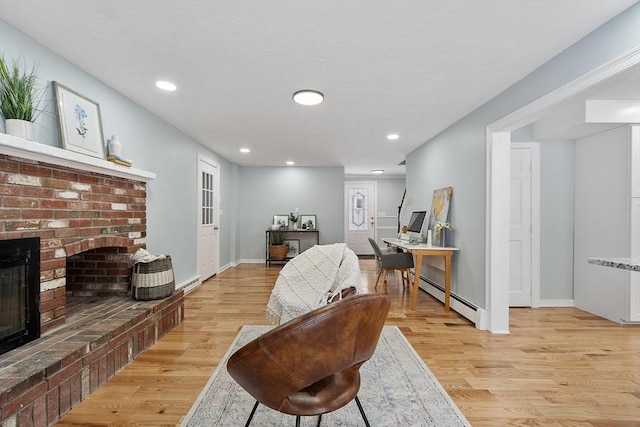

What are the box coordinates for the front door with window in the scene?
[344,182,376,255]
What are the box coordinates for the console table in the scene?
[265,229,319,265]
[383,238,459,310]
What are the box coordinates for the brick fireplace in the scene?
[0,151,148,333]
[0,135,185,426]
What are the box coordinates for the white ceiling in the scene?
[0,0,637,176]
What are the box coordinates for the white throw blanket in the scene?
[266,243,363,324]
[130,248,167,265]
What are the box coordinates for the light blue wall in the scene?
[0,20,240,284]
[538,141,575,300]
[239,166,345,260]
[406,4,640,306]
[375,178,405,218]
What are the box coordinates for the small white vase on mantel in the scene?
[5,119,34,141]
[108,135,124,157]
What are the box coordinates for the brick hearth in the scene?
[0,293,183,426]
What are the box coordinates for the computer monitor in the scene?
[406,210,426,242]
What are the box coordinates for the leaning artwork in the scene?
[427,187,452,231]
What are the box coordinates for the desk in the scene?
[383,238,459,311]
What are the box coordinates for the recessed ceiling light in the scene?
[156,80,177,91]
[240,148,250,153]
[387,134,399,140]
[293,90,324,106]
[286,161,295,165]
[371,169,384,174]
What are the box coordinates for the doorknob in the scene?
[214,225,219,230]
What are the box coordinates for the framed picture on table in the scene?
[284,239,299,258]
[300,214,316,230]
[273,214,289,228]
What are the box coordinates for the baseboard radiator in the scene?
[416,275,479,325]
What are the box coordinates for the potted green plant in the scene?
[0,54,44,141]
[269,231,289,260]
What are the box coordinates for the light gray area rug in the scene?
[181,325,471,426]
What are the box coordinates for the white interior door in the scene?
[345,182,376,255]
[509,146,533,307]
[198,154,219,280]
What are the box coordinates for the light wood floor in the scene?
[56,260,640,427]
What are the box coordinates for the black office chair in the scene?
[368,238,414,290]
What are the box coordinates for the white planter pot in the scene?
[5,119,34,141]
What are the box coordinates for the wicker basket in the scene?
[269,244,289,260]
[131,256,175,300]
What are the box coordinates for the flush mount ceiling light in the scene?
[293,89,324,106]
[240,148,250,153]
[386,134,400,140]
[286,161,295,165]
[156,80,177,91]
[371,169,384,174]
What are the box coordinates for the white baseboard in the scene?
[539,299,575,307]
[178,263,239,295]
[241,259,267,264]
[177,275,202,295]
[475,307,489,331]
[416,279,478,326]
[218,261,240,273]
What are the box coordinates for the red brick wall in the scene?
[0,154,148,332]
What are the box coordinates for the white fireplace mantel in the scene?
[0,133,156,182]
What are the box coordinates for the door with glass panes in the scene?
[198,154,219,280]
[344,182,376,255]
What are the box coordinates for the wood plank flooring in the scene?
[55,260,640,426]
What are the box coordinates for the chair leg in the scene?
[354,395,371,427]
[403,269,412,289]
[292,414,320,426]
[374,268,384,289]
[245,400,259,427]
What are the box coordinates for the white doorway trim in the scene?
[485,47,640,333]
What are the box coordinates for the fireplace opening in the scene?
[66,247,132,298]
[0,237,40,355]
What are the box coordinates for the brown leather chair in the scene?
[227,293,390,426]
